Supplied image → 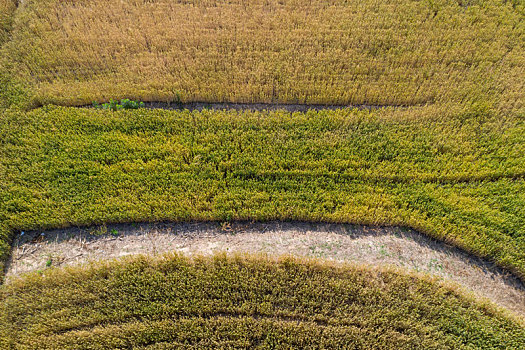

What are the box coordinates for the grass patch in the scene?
[1,254,523,349]
[1,0,523,111]
[1,106,524,279]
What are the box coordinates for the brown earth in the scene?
[84,101,409,112]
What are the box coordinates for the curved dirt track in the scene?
[6,222,525,317]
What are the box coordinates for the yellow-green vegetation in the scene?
[1,106,524,279]
[0,0,15,46]
[0,0,16,46]
[1,254,524,349]
[1,0,524,345]
[1,0,523,111]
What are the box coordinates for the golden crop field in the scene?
[1,0,524,111]
[2,255,524,349]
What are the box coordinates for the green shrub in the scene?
[93,99,145,111]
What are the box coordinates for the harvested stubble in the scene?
[0,106,524,280]
[0,0,523,111]
[1,254,524,349]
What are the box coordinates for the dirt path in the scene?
[6,222,525,316]
[82,101,414,112]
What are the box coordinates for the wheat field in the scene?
[2,255,524,349]
[2,0,524,111]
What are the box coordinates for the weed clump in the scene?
[93,99,145,111]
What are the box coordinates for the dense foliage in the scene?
[1,106,524,279]
[1,255,523,349]
[0,0,16,46]
[1,0,523,112]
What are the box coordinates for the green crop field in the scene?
[1,255,524,349]
[1,106,524,278]
[1,0,524,348]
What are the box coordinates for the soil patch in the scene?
[6,221,525,316]
[82,101,413,112]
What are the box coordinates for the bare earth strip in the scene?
[84,102,411,112]
[6,222,525,316]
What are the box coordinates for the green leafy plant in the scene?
[93,99,145,111]
[121,99,144,109]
